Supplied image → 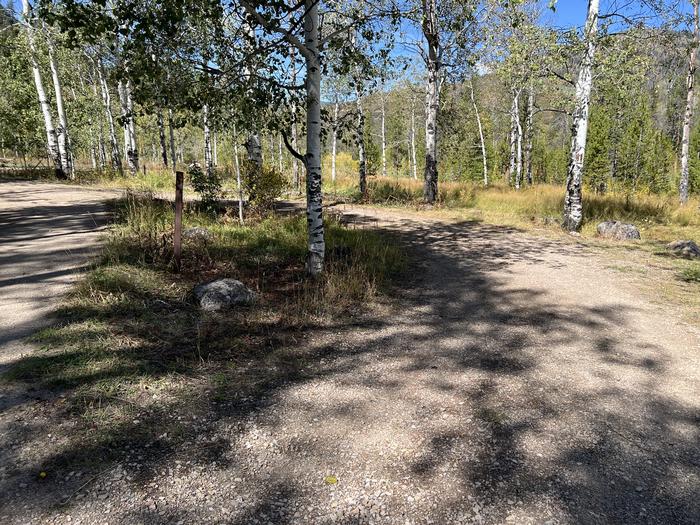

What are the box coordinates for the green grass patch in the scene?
[679,263,700,283]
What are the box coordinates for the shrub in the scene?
[188,162,222,208]
[242,160,287,212]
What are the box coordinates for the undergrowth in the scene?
[4,192,406,433]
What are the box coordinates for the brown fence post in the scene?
[174,170,183,271]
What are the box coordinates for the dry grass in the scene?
[325,175,700,243]
[4,193,406,443]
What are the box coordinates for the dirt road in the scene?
[1,185,698,524]
[0,181,117,370]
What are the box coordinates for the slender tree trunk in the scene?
[118,80,139,175]
[509,89,520,187]
[45,29,73,178]
[515,96,523,190]
[524,82,534,185]
[126,81,138,172]
[97,61,122,174]
[332,94,339,182]
[157,109,168,168]
[355,90,367,196]
[203,104,214,176]
[303,0,325,276]
[233,125,244,224]
[410,95,418,180]
[21,0,63,178]
[563,0,599,231]
[381,91,387,177]
[469,78,488,186]
[290,46,300,192]
[422,0,440,203]
[680,0,699,204]
[245,134,262,165]
[213,131,219,167]
[278,134,283,173]
[168,108,177,174]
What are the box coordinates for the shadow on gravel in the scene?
[1,210,698,524]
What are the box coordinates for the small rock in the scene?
[666,240,700,258]
[182,226,213,243]
[193,279,256,311]
[597,221,641,241]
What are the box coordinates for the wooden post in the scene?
[174,170,183,271]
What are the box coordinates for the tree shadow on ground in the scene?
[1,211,698,524]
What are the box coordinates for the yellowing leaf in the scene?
[324,475,338,485]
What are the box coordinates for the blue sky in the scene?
[550,1,587,28]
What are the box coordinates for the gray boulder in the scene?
[183,226,214,243]
[596,221,641,241]
[666,240,700,259]
[194,279,255,311]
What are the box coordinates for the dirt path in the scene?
[0,181,118,375]
[1,191,699,524]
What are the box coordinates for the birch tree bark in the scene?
[278,134,283,173]
[21,0,63,178]
[563,0,599,231]
[97,60,122,174]
[380,90,387,177]
[45,28,73,178]
[168,108,177,174]
[524,82,534,185]
[302,0,325,276]
[469,78,488,186]
[509,89,520,187]
[214,131,219,167]
[332,94,339,182]
[203,103,214,176]
[157,109,168,167]
[410,94,418,180]
[289,45,300,192]
[422,0,440,203]
[679,0,699,204]
[118,79,139,175]
[356,90,367,195]
[233,125,244,225]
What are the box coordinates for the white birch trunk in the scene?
[303,0,325,276]
[157,109,168,167]
[411,96,418,180]
[168,109,177,175]
[45,29,72,178]
[356,91,367,195]
[563,0,599,231]
[525,83,534,185]
[469,78,488,186]
[290,46,300,192]
[516,107,523,190]
[422,0,440,203]
[233,125,244,224]
[245,134,262,165]
[332,95,339,182]
[278,134,283,173]
[97,61,122,174]
[509,89,519,186]
[680,0,699,204]
[203,104,213,176]
[381,91,387,177]
[21,0,63,178]
[118,80,130,166]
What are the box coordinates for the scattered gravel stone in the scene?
[666,240,700,258]
[193,279,256,311]
[596,221,641,240]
